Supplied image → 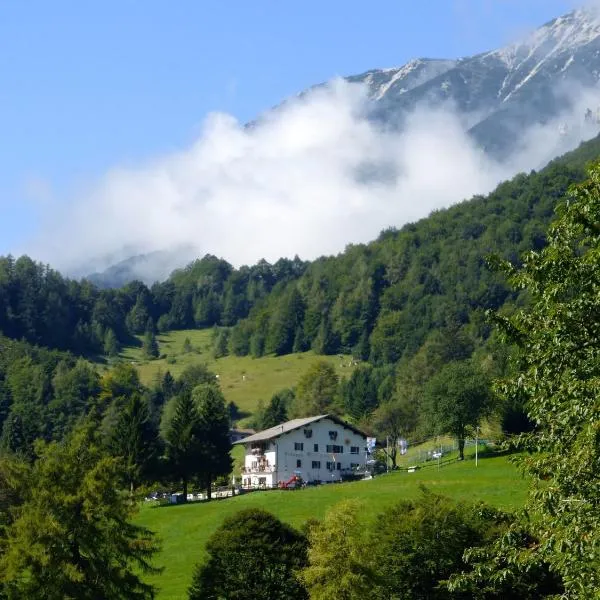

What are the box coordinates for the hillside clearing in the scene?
[104,328,359,419]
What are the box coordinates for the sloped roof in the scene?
[233,414,366,444]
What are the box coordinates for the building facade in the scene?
[234,415,367,488]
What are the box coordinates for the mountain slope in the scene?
[229,133,600,364]
[348,8,600,158]
[86,247,197,288]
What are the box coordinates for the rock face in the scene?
[344,8,600,158]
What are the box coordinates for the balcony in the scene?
[250,443,268,456]
[242,464,276,474]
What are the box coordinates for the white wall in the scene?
[241,417,366,486]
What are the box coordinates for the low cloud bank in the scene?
[24,78,600,278]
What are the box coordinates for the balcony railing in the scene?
[242,464,276,474]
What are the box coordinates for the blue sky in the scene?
[0,0,579,258]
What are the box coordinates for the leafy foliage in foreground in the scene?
[300,490,559,600]
[450,162,600,597]
[188,508,308,600]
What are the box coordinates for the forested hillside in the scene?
[230,135,600,363]
[0,254,307,356]
[1,135,599,368]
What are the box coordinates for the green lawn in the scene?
[136,450,528,600]
[106,328,359,420]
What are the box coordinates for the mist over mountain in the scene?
[83,245,197,288]
[47,6,600,286]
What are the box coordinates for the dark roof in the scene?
[233,414,366,444]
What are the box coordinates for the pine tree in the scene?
[107,394,160,493]
[142,329,159,359]
[163,394,202,500]
[292,326,306,353]
[261,389,292,429]
[0,424,160,599]
[125,298,150,335]
[103,328,120,357]
[344,366,377,420]
[193,384,232,500]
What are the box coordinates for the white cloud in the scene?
[23,77,600,279]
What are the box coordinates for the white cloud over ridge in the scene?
[25,78,600,279]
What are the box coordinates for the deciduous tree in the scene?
[451,162,600,597]
[301,499,375,600]
[188,508,308,600]
[423,360,492,460]
[292,360,339,417]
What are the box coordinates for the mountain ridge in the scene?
[348,7,600,156]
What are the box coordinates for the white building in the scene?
[234,414,367,489]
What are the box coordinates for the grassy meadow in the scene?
[104,330,529,599]
[137,449,528,600]
[106,328,359,419]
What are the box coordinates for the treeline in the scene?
[0,254,307,356]
[226,150,592,362]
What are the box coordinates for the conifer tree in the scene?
[107,393,159,493]
[142,328,159,359]
[103,328,120,357]
[163,394,202,499]
[0,424,160,599]
[192,384,232,500]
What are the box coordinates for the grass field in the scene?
[106,328,359,420]
[137,449,528,600]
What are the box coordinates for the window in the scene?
[303,429,313,438]
[313,443,319,452]
[336,463,341,470]
[294,442,304,451]
[326,462,335,471]
[329,430,338,440]
[350,446,359,454]
[326,445,344,454]
[312,461,321,469]
[296,459,302,468]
